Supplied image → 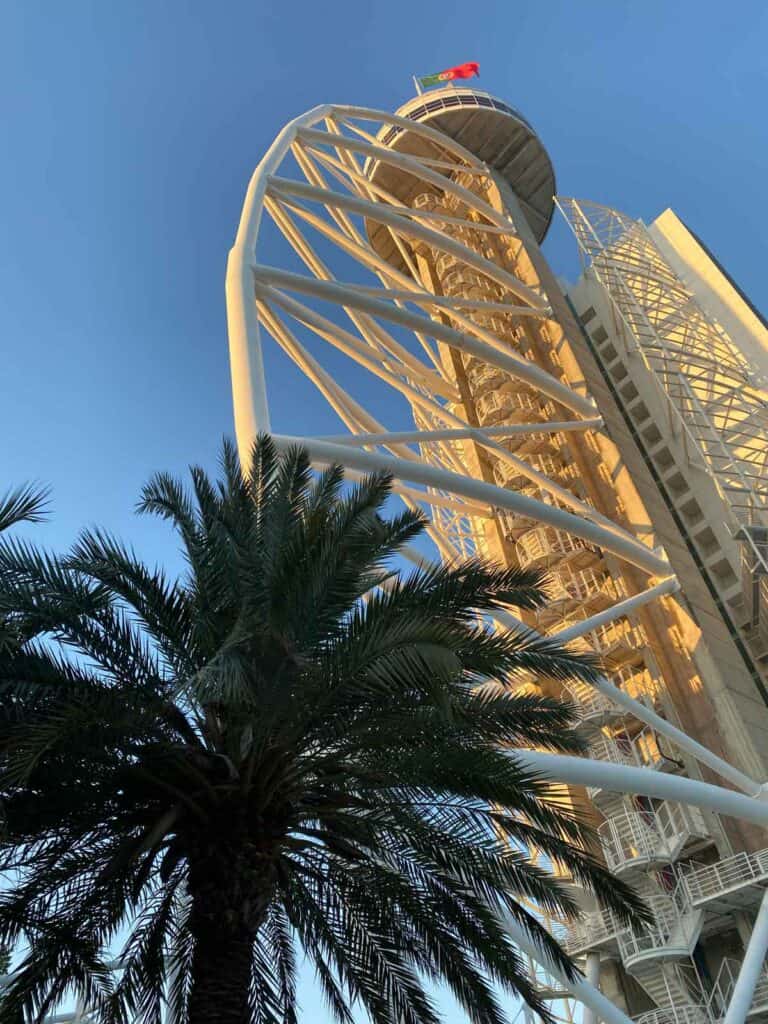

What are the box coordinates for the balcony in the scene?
[513,431,565,459]
[467,364,507,395]
[493,452,568,489]
[586,728,681,799]
[475,387,553,427]
[617,894,703,971]
[588,619,648,666]
[496,486,575,543]
[539,568,622,627]
[598,802,709,875]
[564,907,620,956]
[561,678,618,728]
[682,848,768,909]
[567,665,660,721]
[612,665,661,707]
[634,1008,709,1024]
[708,958,768,1020]
[515,525,598,572]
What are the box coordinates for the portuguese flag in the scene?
[418,62,480,89]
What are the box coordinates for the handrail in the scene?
[598,803,708,872]
[683,848,768,905]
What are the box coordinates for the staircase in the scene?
[618,893,703,971]
[682,848,768,911]
[586,728,681,799]
[634,1007,710,1024]
[599,801,709,876]
[629,961,706,1020]
[707,958,768,1021]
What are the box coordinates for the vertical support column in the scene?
[723,887,768,1024]
[503,915,633,1024]
[582,952,601,1024]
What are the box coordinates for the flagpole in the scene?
[412,75,423,96]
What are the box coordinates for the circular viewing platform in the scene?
[365,88,555,256]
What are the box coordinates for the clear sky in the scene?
[2,1,768,1020]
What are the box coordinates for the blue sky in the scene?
[2,1,767,1019]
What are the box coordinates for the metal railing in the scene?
[612,665,661,705]
[589,619,647,660]
[494,454,563,488]
[682,848,768,905]
[588,727,673,773]
[708,957,768,1019]
[563,907,620,954]
[475,387,550,425]
[634,1007,710,1024]
[617,893,700,963]
[515,525,591,570]
[598,802,708,873]
[562,677,616,724]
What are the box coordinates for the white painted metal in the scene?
[222,101,768,1024]
[723,888,768,1024]
[582,952,601,1024]
[683,848,768,906]
[486,603,762,795]
[267,433,669,574]
[514,751,768,825]
[551,576,680,642]
[317,420,603,447]
[557,197,768,531]
[253,265,597,416]
[501,916,633,1024]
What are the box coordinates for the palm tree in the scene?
[0,484,48,657]
[0,438,645,1024]
[0,485,48,535]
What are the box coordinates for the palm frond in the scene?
[0,438,645,1024]
[0,485,49,534]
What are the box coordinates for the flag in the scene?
[418,62,480,89]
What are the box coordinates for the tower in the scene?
[226,87,768,1023]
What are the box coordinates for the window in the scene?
[580,306,597,324]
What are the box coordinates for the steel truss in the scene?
[220,104,768,1024]
[556,199,768,567]
[18,104,768,1024]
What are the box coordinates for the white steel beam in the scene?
[296,126,516,233]
[551,576,681,642]
[268,175,546,309]
[257,287,472,429]
[259,172,544,374]
[252,264,599,417]
[269,433,670,575]
[327,283,551,319]
[226,104,337,438]
[723,888,768,1024]
[257,302,429,465]
[514,751,768,819]
[305,143,517,235]
[582,953,601,1024]
[265,177,445,372]
[263,196,457,399]
[501,916,633,1024]
[258,287,453,415]
[318,421,604,446]
[398,546,762,795]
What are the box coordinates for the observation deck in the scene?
[364,87,556,266]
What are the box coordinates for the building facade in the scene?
[226,88,768,1023]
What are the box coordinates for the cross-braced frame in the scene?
[223,102,768,1024]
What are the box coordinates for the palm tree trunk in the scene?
[186,843,277,1024]
[187,913,253,1024]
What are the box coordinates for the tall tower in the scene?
[226,87,768,1023]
